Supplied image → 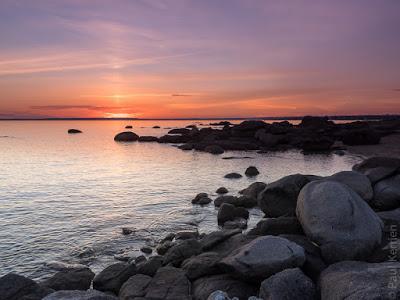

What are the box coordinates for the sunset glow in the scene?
[0,0,399,119]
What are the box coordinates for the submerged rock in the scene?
[297,180,383,263]
[224,173,242,179]
[114,131,139,142]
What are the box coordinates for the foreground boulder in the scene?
[297,180,383,263]
[353,156,400,183]
[342,128,380,145]
[248,216,303,236]
[258,174,310,217]
[119,274,152,300]
[220,236,305,280]
[239,182,266,199]
[114,131,139,142]
[192,274,258,300]
[327,171,373,202]
[92,262,136,294]
[372,174,400,210]
[42,268,94,291]
[0,273,53,300]
[319,261,400,299]
[217,203,249,224]
[43,290,117,300]
[181,252,222,280]
[163,239,202,267]
[259,268,316,300]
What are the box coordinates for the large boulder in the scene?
[162,239,202,267]
[220,236,305,280]
[217,203,249,224]
[327,171,373,202]
[259,268,316,300]
[114,131,139,142]
[199,229,242,251]
[119,274,152,300]
[296,180,383,263]
[92,263,136,294]
[353,157,400,183]
[319,261,400,299]
[144,267,191,300]
[42,268,94,291]
[181,252,222,280]
[43,290,117,300]
[248,217,303,236]
[192,274,258,300]
[0,273,53,300]
[372,174,400,210]
[342,129,381,145]
[258,174,311,217]
[239,182,266,199]
[136,256,163,276]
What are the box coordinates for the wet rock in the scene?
[125,125,133,129]
[200,229,242,251]
[137,256,163,276]
[216,187,229,194]
[220,236,305,280]
[168,128,191,135]
[297,180,383,263]
[205,145,225,155]
[43,290,117,300]
[161,232,176,243]
[224,173,242,179]
[134,255,147,265]
[122,228,133,235]
[140,246,152,254]
[114,131,139,142]
[0,273,53,300]
[156,240,174,255]
[144,267,191,300]
[217,203,249,224]
[259,268,316,300]
[372,174,400,210]
[214,195,238,207]
[175,230,199,240]
[319,261,400,300]
[342,128,381,145]
[92,262,136,294]
[192,274,258,300]
[68,129,82,134]
[179,143,194,150]
[223,219,247,230]
[352,156,400,183]
[208,234,256,257]
[153,125,160,128]
[248,216,303,236]
[182,252,222,280]
[258,174,310,217]
[239,182,267,199]
[42,268,95,291]
[138,136,158,142]
[158,134,190,143]
[119,274,152,300]
[327,171,373,202]
[245,166,259,177]
[192,193,212,205]
[162,239,202,267]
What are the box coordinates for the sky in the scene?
[0,0,399,119]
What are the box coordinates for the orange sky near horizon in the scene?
[1,1,399,119]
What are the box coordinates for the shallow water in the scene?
[0,120,362,280]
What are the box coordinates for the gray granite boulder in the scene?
[92,263,136,294]
[42,268,94,291]
[297,180,383,263]
[182,252,222,280]
[239,182,266,199]
[372,174,400,210]
[162,239,202,267]
[352,156,400,184]
[119,274,152,300]
[327,171,373,202]
[0,273,53,300]
[43,290,117,300]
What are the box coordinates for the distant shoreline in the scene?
[0,114,399,121]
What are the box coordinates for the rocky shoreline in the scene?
[1,156,400,299]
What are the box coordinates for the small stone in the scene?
[140,246,153,254]
[122,228,133,235]
[245,166,259,177]
[224,173,242,179]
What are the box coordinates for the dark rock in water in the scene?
[158,134,190,143]
[153,125,160,128]
[224,172,242,179]
[137,256,163,276]
[138,136,158,142]
[178,143,194,150]
[214,195,238,207]
[222,218,247,230]
[200,229,242,251]
[192,274,258,300]
[0,273,53,300]
[372,174,400,210]
[181,252,222,280]
[258,174,310,217]
[333,149,345,156]
[216,187,228,194]
[168,128,191,135]
[297,180,383,263]
[144,267,191,300]
[220,236,305,281]
[300,116,333,128]
[342,128,381,145]
[319,261,400,300]
[42,268,94,291]
[192,193,212,205]
[214,195,257,208]
[248,216,303,236]
[122,227,133,235]
[161,232,176,243]
[43,290,117,300]
[301,135,334,152]
[92,262,136,294]
[140,246,152,254]
[163,239,202,267]
[175,230,199,240]
[125,125,133,129]
[236,195,257,208]
[222,156,253,160]
[281,234,327,281]
[68,129,82,134]
[327,171,373,202]
[245,166,259,177]
[217,203,249,224]
[156,240,174,255]
[231,120,268,135]
[134,255,147,265]
[239,182,267,199]
[353,156,400,184]
[114,131,139,142]
[204,145,224,155]
[259,268,316,300]
[119,274,152,300]
[210,121,232,126]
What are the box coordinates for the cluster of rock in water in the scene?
[110,116,400,154]
[2,155,400,299]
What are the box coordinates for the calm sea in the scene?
[0,120,362,280]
